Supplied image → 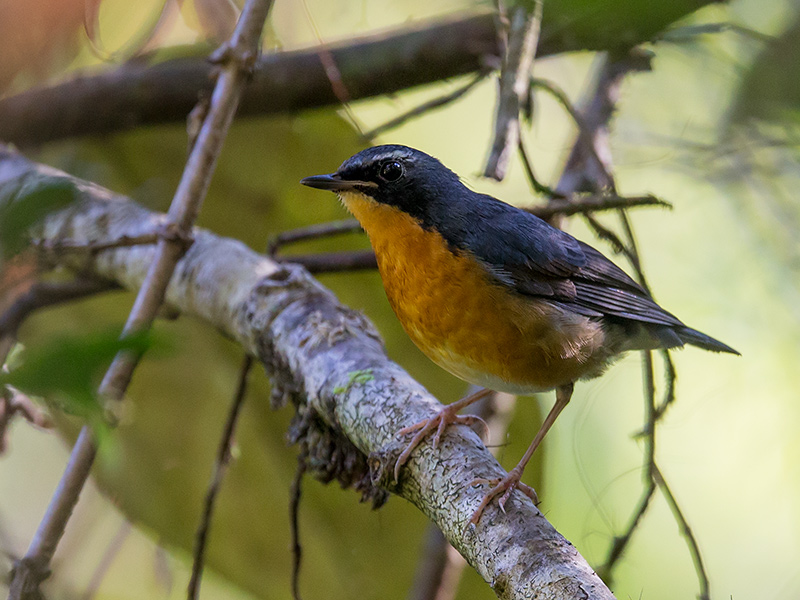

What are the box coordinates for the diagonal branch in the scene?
[0,279,119,339]
[0,149,616,600]
[5,1,276,598]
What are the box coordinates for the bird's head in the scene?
[300,145,462,224]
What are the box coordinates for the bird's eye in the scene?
[379,161,404,182]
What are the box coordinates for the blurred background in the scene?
[0,0,799,599]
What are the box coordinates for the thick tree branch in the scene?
[0,14,499,147]
[0,2,724,147]
[0,149,615,600]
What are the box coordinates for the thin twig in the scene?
[188,355,253,600]
[34,226,192,257]
[617,210,647,289]
[530,77,586,131]
[518,137,564,198]
[599,351,657,579]
[0,387,53,454]
[8,2,276,598]
[531,51,703,597]
[529,194,670,219]
[363,71,490,140]
[277,250,377,274]
[289,453,307,600]
[652,463,711,600]
[654,349,677,420]
[268,194,668,276]
[268,220,362,256]
[583,213,636,261]
[0,279,118,338]
[299,0,365,134]
[592,119,704,598]
[484,1,544,180]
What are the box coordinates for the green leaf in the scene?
[0,328,153,421]
[0,176,78,258]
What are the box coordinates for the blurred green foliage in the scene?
[0,177,77,260]
[1,329,152,453]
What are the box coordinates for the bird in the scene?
[300,145,738,524]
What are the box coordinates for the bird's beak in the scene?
[300,173,376,191]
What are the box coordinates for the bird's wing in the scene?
[463,201,683,327]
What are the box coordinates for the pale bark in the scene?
[0,147,614,600]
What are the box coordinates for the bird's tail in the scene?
[676,326,740,355]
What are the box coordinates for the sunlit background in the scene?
[1,0,799,599]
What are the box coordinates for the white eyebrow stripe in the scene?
[370,150,415,162]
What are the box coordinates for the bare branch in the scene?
[598,351,657,580]
[289,454,307,600]
[0,279,119,339]
[34,225,193,258]
[268,220,363,256]
[188,355,253,600]
[528,194,670,220]
[484,2,544,180]
[1,150,617,600]
[555,49,653,198]
[549,53,702,597]
[277,250,377,274]
[652,463,710,600]
[518,137,565,198]
[408,527,467,600]
[6,1,276,597]
[0,388,53,455]
[363,71,491,140]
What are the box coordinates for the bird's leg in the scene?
[393,387,493,482]
[469,382,574,524]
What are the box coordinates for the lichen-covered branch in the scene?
[0,148,615,600]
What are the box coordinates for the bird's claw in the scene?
[393,406,487,483]
[468,472,539,524]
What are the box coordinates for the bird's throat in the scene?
[338,191,425,242]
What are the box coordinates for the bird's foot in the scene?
[468,467,538,524]
[393,404,488,482]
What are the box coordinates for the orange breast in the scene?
[340,192,609,393]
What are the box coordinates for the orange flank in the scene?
[340,191,609,394]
